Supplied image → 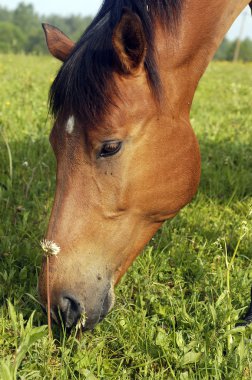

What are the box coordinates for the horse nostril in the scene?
[57,295,83,329]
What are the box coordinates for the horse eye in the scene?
[99,141,122,158]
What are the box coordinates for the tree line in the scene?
[215,37,252,62]
[0,2,252,61]
[0,2,92,54]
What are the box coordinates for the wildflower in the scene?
[40,239,61,338]
[40,239,60,257]
[76,312,87,330]
[213,237,224,250]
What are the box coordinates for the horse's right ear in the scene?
[42,23,75,62]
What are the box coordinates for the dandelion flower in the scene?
[40,238,61,338]
[76,312,87,330]
[40,239,60,256]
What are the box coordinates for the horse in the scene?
[39,0,252,330]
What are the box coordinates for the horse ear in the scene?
[42,23,75,62]
[112,9,147,74]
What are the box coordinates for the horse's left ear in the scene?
[42,23,75,62]
[112,9,147,74]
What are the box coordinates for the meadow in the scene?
[0,55,252,379]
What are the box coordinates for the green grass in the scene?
[0,55,252,379]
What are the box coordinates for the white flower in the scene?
[76,312,87,330]
[40,239,61,256]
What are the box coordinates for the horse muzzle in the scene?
[39,274,115,330]
[54,285,115,330]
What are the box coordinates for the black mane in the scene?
[50,0,182,126]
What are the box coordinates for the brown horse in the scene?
[39,0,252,330]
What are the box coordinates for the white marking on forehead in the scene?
[66,115,75,134]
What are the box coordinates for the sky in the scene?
[0,0,251,40]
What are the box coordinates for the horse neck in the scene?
[156,0,250,115]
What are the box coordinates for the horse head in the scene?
[39,0,249,330]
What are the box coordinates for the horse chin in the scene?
[99,286,115,321]
[78,286,115,331]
